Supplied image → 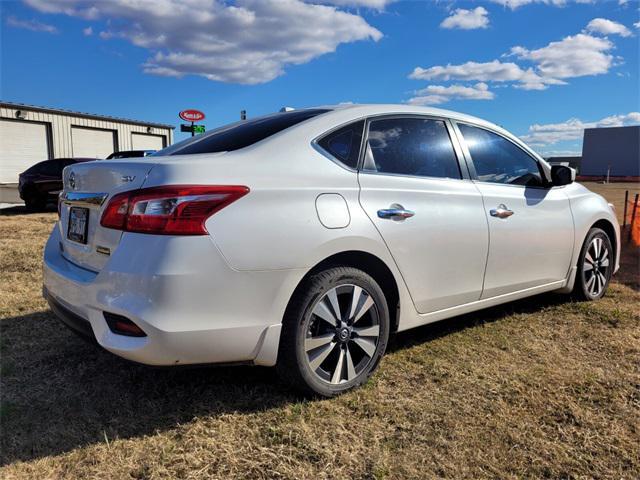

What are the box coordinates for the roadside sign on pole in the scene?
[179,109,205,122]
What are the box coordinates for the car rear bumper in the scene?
[45,290,97,344]
[43,225,300,367]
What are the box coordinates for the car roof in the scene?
[313,103,503,130]
[36,157,95,163]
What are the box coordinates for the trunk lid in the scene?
[58,160,154,271]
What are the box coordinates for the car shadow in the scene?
[0,309,296,465]
[388,291,567,353]
[0,204,57,216]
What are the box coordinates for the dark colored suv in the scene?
[18,158,93,211]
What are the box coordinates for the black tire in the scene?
[572,227,613,301]
[277,266,390,397]
[24,194,47,212]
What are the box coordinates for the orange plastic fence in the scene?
[625,199,640,246]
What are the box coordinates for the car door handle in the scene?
[490,204,514,218]
[377,205,415,220]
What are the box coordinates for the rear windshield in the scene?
[155,109,330,156]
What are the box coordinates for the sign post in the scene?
[179,109,206,137]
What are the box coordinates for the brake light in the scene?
[100,185,249,235]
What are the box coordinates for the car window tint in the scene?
[39,160,61,176]
[156,109,330,156]
[458,123,544,187]
[317,120,364,169]
[25,162,44,174]
[364,118,461,179]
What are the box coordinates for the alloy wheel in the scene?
[304,284,380,385]
[583,236,610,297]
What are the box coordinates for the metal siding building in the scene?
[0,101,174,184]
[580,125,640,177]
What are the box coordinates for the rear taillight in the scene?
[100,185,249,235]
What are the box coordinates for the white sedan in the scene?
[43,104,620,396]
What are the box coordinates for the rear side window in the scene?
[37,160,62,176]
[363,117,461,179]
[316,120,364,169]
[157,109,330,156]
[458,123,544,187]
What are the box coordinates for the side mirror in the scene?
[551,165,575,186]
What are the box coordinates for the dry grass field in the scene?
[1,182,639,479]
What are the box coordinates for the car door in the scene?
[453,122,574,298]
[358,116,489,314]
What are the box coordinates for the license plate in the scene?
[67,207,89,244]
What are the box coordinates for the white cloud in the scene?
[510,33,614,79]
[408,83,494,105]
[490,0,594,9]
[409,60,564,90]
[6,15,58,34]
[82,26,93,36]
[586,18,633,37]
[440,7,489,30]
[317,0,394,8]
[635,21,640,29]
[521,112,640,146]
[23,0,382,85]
[409,20,624,103]
[539,149,582,157]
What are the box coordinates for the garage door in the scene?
[0,119,50,184]
[71,126,116,159]
[131,132,166,151]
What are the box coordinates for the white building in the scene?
[0,101,174,184]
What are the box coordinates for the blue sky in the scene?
[1,0,638,155]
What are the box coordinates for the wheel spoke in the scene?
[583,262,594,272]
[585,251,595,264]
[308,341,336,371]
[597,272,607,290]
[600,248,609,262]
[348,286,364,320]
[353,325,380,338]
[601,258,610,267]
[326,287,342,323]
[352,337,376,357]
[345,346,357,381]
[595,238,602,258]
[331,348,345,384]
[351,295,374,325]
[590,274,599,295]
[313,298,340,327]
[305,333,335,352]
[586,274,596,293]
